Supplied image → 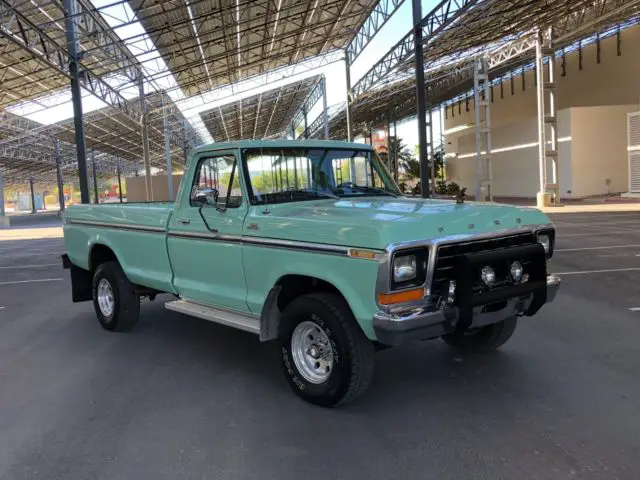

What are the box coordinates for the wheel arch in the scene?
[260,273,365,342]
[88,242,121,273]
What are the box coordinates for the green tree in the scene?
[408,144,445,180]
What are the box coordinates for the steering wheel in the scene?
[335,181,357,189]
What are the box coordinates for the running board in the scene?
[165,299,260,335]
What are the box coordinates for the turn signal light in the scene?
[378,287,424,305]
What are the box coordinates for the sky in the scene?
[8,0,442,150]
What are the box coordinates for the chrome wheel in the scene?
[97,278,115,317]
[291,320,334,384]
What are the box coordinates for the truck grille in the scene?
[430,232,537,297]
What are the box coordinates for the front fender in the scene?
[243,246,380,339]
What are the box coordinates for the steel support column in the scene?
[535,28,560,207]
[55,140,65,212]
[117,162,123,203]
[290,124,296,140]
[29,177,36,214]
[303,107,308,139]
[181,119,189,165]
[387,114,392,171]
[393,117,398,182]
[344,52,353,142]
[163,102,174,201]
[91,151,99,204]
[139,75,152,201]
[427,107,435,186]
[412,0,430,198]
[0,169,6,219]
[322,77,329,140]
[473,58,492,201]
[63,0,90,204]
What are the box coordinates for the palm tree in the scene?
[388,137,415,178]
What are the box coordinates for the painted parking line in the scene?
[553,267,640,276]
[0,264,60,269]
[557,230,640,237]
[0,278,63,286]
[555,244,640,252]
[1,252,63,258]
[0,242,64,251]
[554,222,638,232]
[629,308,640,312]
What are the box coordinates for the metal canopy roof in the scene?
[0,0,140,109]
[0,92,191,185]
[0,0,384,185]
[328,0,640,138]
[52,92,193,163]
[200,75,322,142]
[127,0,376,96]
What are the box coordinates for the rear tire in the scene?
[92,261,140,332]
[278,293,375,407]
[442,317,518,353]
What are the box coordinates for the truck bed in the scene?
[65,202,174,228]
[63,202,176,294]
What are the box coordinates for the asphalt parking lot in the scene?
[1,211,640,480]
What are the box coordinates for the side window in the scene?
[191,155,242,208]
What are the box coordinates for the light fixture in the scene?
[510,261,523,283]
[537,234,550,254]
[447,280,456,303]
[481,266,496,287]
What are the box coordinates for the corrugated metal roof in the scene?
[200,75,322,141]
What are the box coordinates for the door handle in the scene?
[178,218,190,225]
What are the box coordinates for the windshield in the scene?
[243,148,401,205]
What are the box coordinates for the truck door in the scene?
[167,150,249,312]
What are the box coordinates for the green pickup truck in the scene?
[62,140,560,406]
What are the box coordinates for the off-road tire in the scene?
[92,261,140,332]
[278,293,375,407]
[442,317,518,353]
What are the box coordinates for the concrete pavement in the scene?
[0,212,639,479]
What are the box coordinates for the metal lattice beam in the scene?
[333,0,640,137]
[346,0,407,64]
[352,0,478,98]
[291,78,325,131]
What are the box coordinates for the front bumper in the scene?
[373,274,561,346]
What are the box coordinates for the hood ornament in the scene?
[455,188,467,204]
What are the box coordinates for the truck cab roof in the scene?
[190,139,373,154]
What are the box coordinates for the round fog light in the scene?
[447,280,456,303]
[481,266,496,287]
[510,261,523,283]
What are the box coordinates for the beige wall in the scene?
[445,105,636,198]
[570,105,638,197]
[125,174,183,202]
[444,24,640,198]
[446,109,572,198]
[444,24,640,132]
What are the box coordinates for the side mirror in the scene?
[193,187,219,206]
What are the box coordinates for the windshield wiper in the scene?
[337,183,399,197]
[288,188,340,200]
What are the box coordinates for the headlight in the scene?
[536,230,555,259]
[537,233,550,254]
[393,255,417,282]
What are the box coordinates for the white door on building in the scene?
[628,112,640,194]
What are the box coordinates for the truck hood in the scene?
[245,197,551,250]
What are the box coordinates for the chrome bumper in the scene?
[373,274,561,346]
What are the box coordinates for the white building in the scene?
[444,24,640,200]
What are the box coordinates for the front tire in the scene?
[92,261,140,332]
[278,293,375,407]
[442,317,518,353]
